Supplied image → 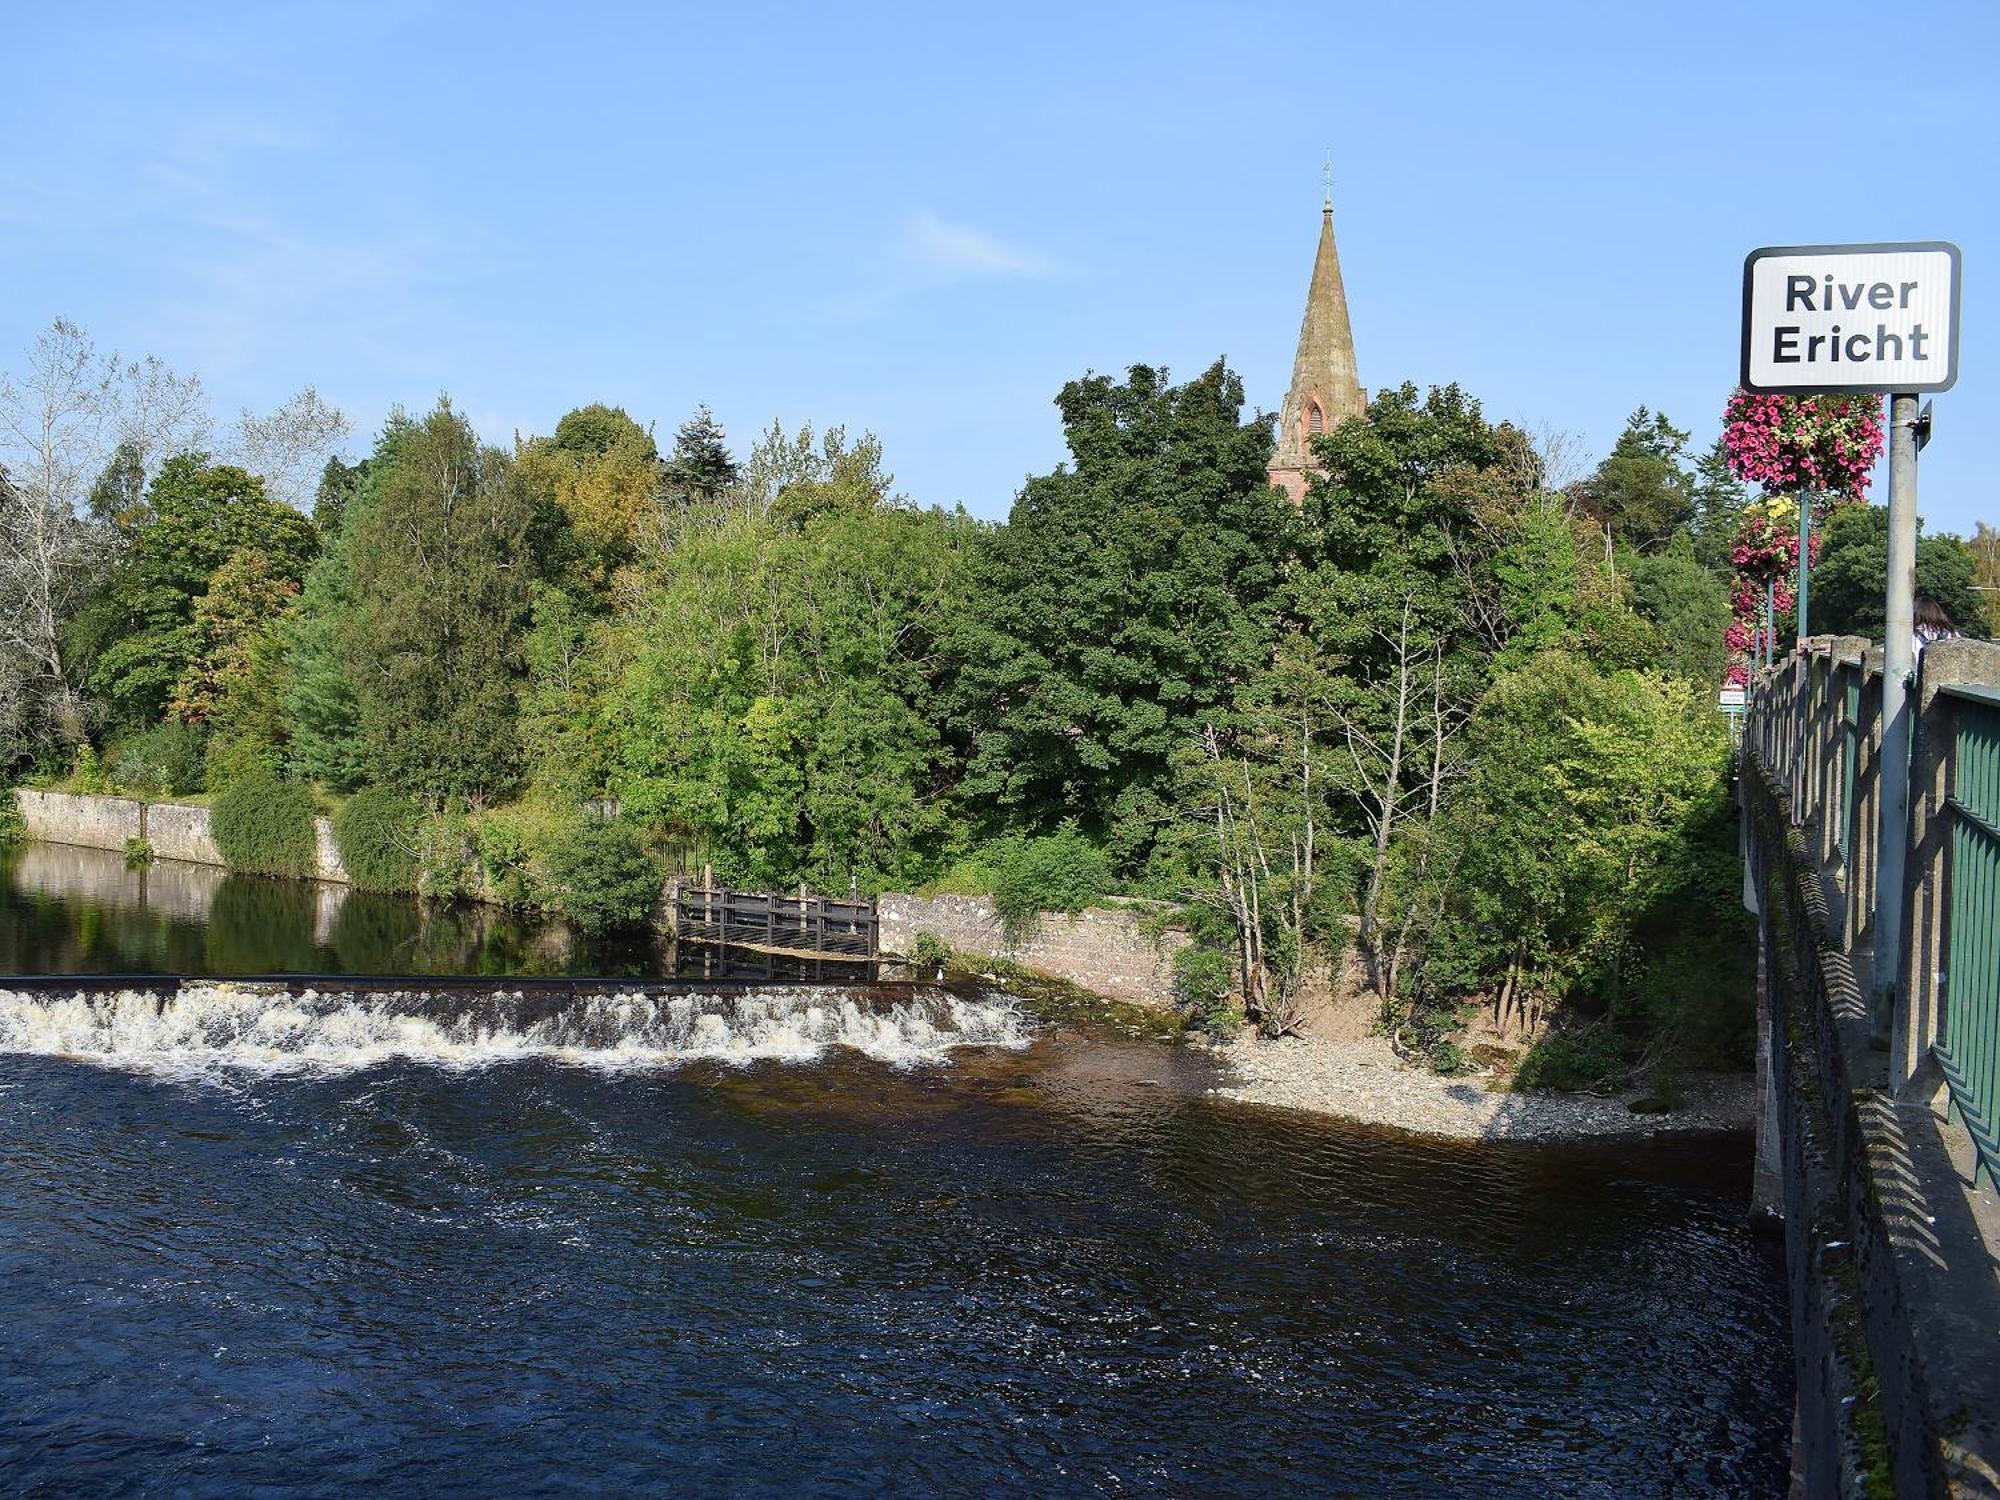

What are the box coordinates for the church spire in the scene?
[1269,178,1365,502]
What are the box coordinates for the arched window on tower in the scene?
[1306,399,1325,437]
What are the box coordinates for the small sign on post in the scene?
[1741,241,1960,394]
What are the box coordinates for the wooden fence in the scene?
[671,886,877,962]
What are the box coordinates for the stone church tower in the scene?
[1268,187,1366,502]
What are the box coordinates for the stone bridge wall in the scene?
[878,892,1188,1009]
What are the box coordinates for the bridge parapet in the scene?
[1745,638,2000,1496]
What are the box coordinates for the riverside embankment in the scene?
[1212,1030,1756,1142]
[13,791,1189,1006]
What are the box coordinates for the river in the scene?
[0,845,1790,1495]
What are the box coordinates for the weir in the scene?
[1742,637,2000,1496]
[0,977,1026,1074]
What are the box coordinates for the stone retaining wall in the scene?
[144,799,223,866]
[13,789,347,884]
[878,891,1187,1008]
[15,788,145,850]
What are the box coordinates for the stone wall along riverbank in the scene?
[877,892,1187,1009]
[14,789,349,885]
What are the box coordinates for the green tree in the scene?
[1809,503,1987,640]
[741,421,897,527]
[1965,521,2000,635]
[518,581,617,799]
[86,441,148,533]
[663,405,741,505]
[1628,532,1731,683]
[1420,654,1732,1036]
[341,400,534,803]
[518,403,663,580]
[281,541,367,790]
[312,453,370,537]
[554,402,656,461]
[1688,435,1749,570]
[606,496,973,891]
[168,548,300,726]
[950,360,1295,863]
[540,819,660,933]
[74,454,316,729]
[1574,407,1693,551]
[1292,382,1538,984]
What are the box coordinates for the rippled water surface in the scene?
[0,849,1791,1495]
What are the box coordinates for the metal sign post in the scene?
[1797,490,1812,641]
[1873,394,1922,1039]
[1741,241,1961,1043]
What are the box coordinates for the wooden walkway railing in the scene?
[671,886,877,961]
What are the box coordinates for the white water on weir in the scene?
[0,983,1029,1079]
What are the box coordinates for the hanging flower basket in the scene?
[1721,390,1883,499]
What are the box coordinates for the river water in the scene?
[0,846,1791,1495]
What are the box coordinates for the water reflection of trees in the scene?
[2,843,670,978]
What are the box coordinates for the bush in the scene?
[69,743,106,793]
[205,733,281,793]
[211,765,318,879]
[0,786,23,845]
[1173,944,1241,1034]
[911,931,953,973]
[123,836,155,868]
[415,808,477,901]
[474,801,569,908]
[947,822,1115,944]
[332,787,423,892]
[108,721,207,799]
[540,819,660,934]
[1512,1022,1630,1092]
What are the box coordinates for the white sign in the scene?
[1741,242,1960,394]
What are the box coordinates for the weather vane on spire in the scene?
[1322,154,1333,211]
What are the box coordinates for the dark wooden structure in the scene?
[671,886,877,962]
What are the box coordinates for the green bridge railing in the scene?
[1940,684,2000,1186]
[1746,635,2000,1188]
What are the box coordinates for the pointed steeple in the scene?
[1269,184,1365,502]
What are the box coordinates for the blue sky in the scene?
[5,1,1995,529]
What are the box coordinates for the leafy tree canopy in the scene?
[341,399,535,803]
[1688,435,1749,571]
[950,360,1294,864]
[75,453,316,729]
[1572,407,1694,552]
[606,498,973,892]
[520,404,665,579]
[553,403,657,463]
[1809,503,1986,640]
[1628,532,1732,683]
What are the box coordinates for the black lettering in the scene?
[1830,324,1842,359]
[1875,326,1903,361]
[1808,333,1828,360]
[1774,327,1801,363]
[1911,325,1930,360]
[1846,333,1871,361]
[1786,275,1817,311]
[1901,280,1918,307]
[1840,282,1864,310]
[1869,283,1894,310]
